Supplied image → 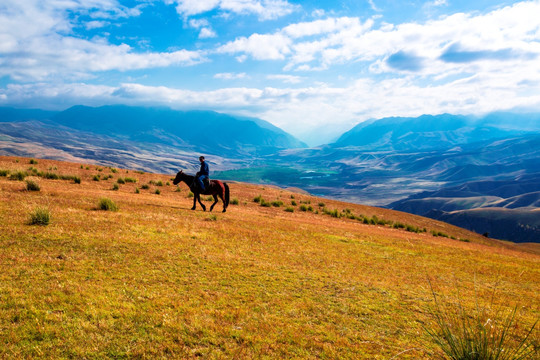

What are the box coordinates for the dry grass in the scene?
[0,156,538,359]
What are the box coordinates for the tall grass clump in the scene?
[98,198,118,211]
[29,207,50,225]
[29,159,38,164]
[0,169,10,177]
[25,180,40,191]
[424,280,538,360]
[9,171,27,181]
[230,198,239,205]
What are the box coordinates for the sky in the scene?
[1,0,540,145]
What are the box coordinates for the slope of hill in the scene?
[389,175,540,242]
[1,156,539,359]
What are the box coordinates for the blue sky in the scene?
[1,0,539,145]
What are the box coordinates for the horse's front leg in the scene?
[191,192,197,210]
[197,193,206,211]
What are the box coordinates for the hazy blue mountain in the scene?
[50,105,307,156]
[0,107,58,122]
[332,113,540,151]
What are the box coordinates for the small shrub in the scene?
[26,180,40,191]
[424,280,538,360]
[318,202,325,207]
[0,169,10,177]
[299,204,308,211]
[93,175,101,181]
[187,191,194,198]
[42,172,59,180]
[155,189,161,195]
[166,181,170,186]
[141,184,150,190]
[207,214,217,221]
[9,171,27,181]
[291,200,297,206]
[124,177,137,183]
[285,207,294,213]
[260,199,271,207]
[460,238,470,242]
[112,183,119,191]
[98,197,118,211]
[110,167,118,173]
[290,195,295,199]
[271,200,283,207]
[135,187,140,194]
[156,180,163,186]
[253,195,262,203]
[73,176,81,184]
[117,178,125,184]
[230,198,239,205]
[29,207,51,225]
[205,196,214,201]
[29,159,38,164]
[175,187,182,192]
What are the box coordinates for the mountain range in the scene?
[1,105,539,242]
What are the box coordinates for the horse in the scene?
[173,170,230,212]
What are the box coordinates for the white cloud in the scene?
[0,0,207,81]
[214,72,248,80]
[171,0,296,20]
[217,33,292,60]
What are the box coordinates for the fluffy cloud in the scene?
[0,0,206,81]
[171,0,296,20]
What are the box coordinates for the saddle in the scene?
[192,177,210,192]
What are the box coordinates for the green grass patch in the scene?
[98,197,118,211]
[9,171,27,181]
[25,180,40,191]
[29,207,50,225]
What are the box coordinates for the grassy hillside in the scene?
[0,156,538,359]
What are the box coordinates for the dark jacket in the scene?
[198,161,209,177]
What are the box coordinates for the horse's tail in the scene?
[224,182,230,209]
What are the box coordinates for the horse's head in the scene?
[172,170,184,185]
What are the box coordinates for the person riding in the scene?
[195,156,209,191]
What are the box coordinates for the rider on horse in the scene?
[195,156,209,192]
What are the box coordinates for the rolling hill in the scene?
[0,155,539,359]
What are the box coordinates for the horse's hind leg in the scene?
[209,195,219,212]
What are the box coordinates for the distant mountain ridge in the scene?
[51,105,307,156]
[333,113,540,151]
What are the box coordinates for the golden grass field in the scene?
[0,155,538,359]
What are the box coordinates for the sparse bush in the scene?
[260,199,271,207]
[290,195,295,199]
[318,202,325,207]
[175,186,181,192]
[141,184,150,190]
[112,183,119,191]
[29,159,38,164]
[431,230,449,238]
[109,167,118,173]
[42,172,59,180]
[285,207,294,213]
[29,207,50,225]
[155,189,161,195]
[207,214,217,221]
[0,169,10,177]
[300,204,308,211]
[424,280,538,360]
[156,180,163,186]
[205,196,214,201]
[26,180,40,191]
[291,200,297,206]
[72,176,81,184]
[93,175,100,181]
[460,238,470,243]
[98,197,118,211]
[187,191,194,198]
[254,195,262,203]
[230,198,239,205]
[135,187,140,194]
[166,181,170,186]
[117,177,125,184]
[271,200,283,207]
[9,171,27,181]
